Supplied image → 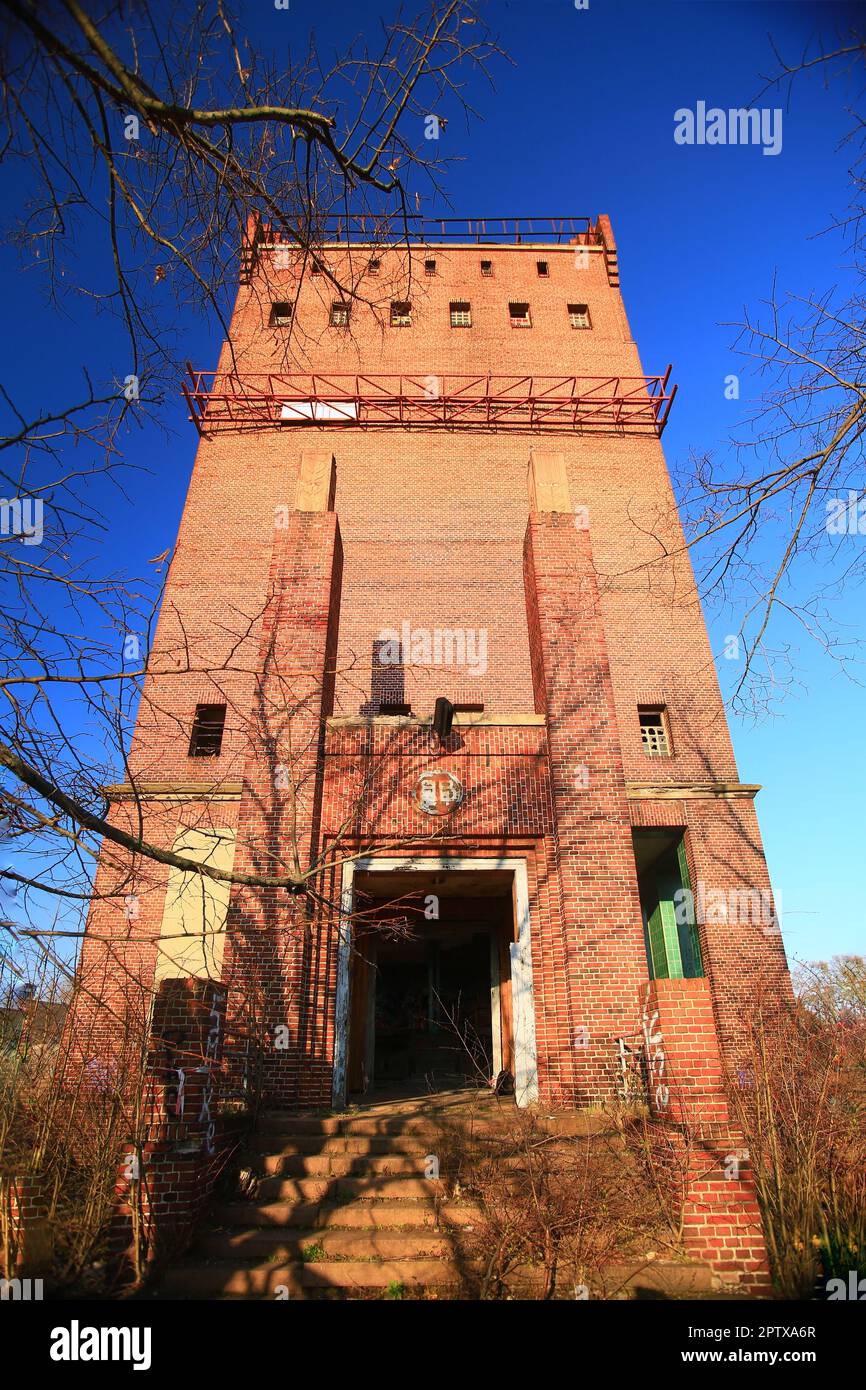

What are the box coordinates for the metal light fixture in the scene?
[432,697,455,742]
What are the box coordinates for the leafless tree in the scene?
[675,29,866,715]
[0,0,502,974]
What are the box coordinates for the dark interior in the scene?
[374,926,493,1086]
[348,870,515,1095]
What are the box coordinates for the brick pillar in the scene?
[222,451,343,1107]
[523,450,648,1102]
[642,980,772,1292]
[0,1174,52,1279]
[110,977,242,1274]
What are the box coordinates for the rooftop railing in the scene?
[248,214,601,248]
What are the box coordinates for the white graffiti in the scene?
[641,988,669,1112]
[197,993,226,1155]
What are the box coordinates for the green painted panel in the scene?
[656,865,684,979]
[675,837,703,978]
[646,899,669,980]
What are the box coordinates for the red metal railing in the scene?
[183,367,677,437]
[249,215,600,248]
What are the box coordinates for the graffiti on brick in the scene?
[197,992,225,1155]
[641,987,669,1112]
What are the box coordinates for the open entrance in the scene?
[347,869,514,1096]
[334,858,538,1107]
[633,829,703,980]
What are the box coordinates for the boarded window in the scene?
[330,302,350,327]
[390,301,412,327]
[269,301,293,326]
[153,829,236,984]
[188,704,226,758]
[450,301,471,328]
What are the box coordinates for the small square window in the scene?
[480,259,493,277]
[367,257,381,276]
[536,260,550,277]
[509,302,531,328]
[639,707,671,758]
[424,258,437,277]
[450,301,471,328]
[390,301,412,327]
[568,302,591,329]
[330,302,350,327]
[269,301,293,327]
[188,704,226,758]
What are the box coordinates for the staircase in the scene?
[161,1092,486,1298]
[159,1089,716,1299]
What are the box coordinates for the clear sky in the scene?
[1,0,863,969]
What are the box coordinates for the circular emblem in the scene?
[411,769,464,817]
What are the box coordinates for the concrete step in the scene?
[256,1114,343,1136]
[247,1135,433,1157]
[161,1252,714,1300]
[255,1174,445,1202]
[257,1114,502,1139]
[254,1111,618,1142]
[602,1261,715,1296]
[214,1199,481,1230]
[198,1228,459,1260]
[162,1258,461,1297]
[255,1153,434,1178]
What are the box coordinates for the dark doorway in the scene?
[347,870,515,1097]
[374,926,492,1087]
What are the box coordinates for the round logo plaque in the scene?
[411,769,464,817]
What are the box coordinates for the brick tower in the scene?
[76,215,789,1285]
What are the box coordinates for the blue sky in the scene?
[1,0,863,967]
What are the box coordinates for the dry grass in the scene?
[727,966,866,1298]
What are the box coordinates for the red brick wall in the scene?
[522,512,649,1097]
[642,981,772,1292]
[127,236,737,778]
[73,222,790,1110]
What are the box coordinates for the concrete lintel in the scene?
[627,782,761,801]
[326,713,546,729]
[103,782,243,801]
